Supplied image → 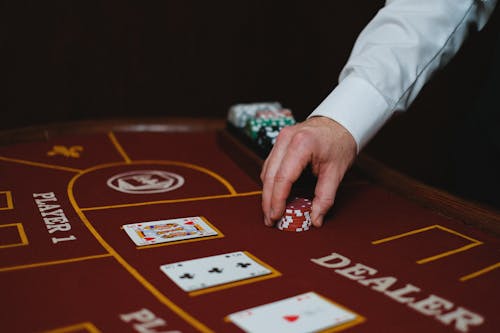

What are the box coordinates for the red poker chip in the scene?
[281,216,310,221]
[280,222,310,227]
[282,214,309,219]
[277,196,313,232]
[282,215,310,221]
[286,199,311,210]
[277,224,311,232]
[284,208,311,213]
[279,225,311,231]
[287,197,312,205]
[283,218,308,222]
[277,218,312,232]
[283,219,310,224]
[280,223,311,228]
[286,205,311,211]
[282,222,309,226]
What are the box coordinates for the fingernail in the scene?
[270,208,275,219]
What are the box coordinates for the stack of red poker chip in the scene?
[276,197,312,232]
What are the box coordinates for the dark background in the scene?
[1,1,499,203]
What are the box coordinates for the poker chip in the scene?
[256,125,281,151]
[276,197,312,232]
[227,102,296,152]
[227,102,296,154]
[245,116,295,140]
[227,102,283,128]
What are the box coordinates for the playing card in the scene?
[228,292,361,333]
[160,251,272,292]
[123,216,218,246]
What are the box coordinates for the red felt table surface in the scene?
[0,120,498,333]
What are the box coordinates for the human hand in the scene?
[260,116,357,227]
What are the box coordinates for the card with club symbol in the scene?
[159,251,272,292]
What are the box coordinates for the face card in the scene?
[228,292,359,333]
[160,251,272,292]
[123,216,218,246]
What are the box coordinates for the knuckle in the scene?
[318,195,335,206]
[278,125,294,137]
[315,189,336,208]
[275,127,291,143]
[290,130,307,143]
[274,172,291,185]
[276,125,299,143]
[263,171,277,183]
[289,128,315,148]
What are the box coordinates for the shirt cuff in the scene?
[308,75,392,153]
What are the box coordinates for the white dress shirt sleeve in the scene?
[309,0,497,152]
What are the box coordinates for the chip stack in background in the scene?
[227,102,296,152]
[228,102,283,129]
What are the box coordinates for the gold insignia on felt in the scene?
[47,145,83,158]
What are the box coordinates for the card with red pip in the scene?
[123,216,218,246]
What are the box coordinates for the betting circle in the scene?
[107,170,185,194]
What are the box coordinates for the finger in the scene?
[260,125,294,183]
[261,167,274,227]
[269,133,312,220]
[261,127,295,226]
[311,165,341,227]
[259,145,272,184]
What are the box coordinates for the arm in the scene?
[310,0,497,151]
[262,0,497,227]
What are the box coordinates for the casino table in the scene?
[0,118,499,333]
